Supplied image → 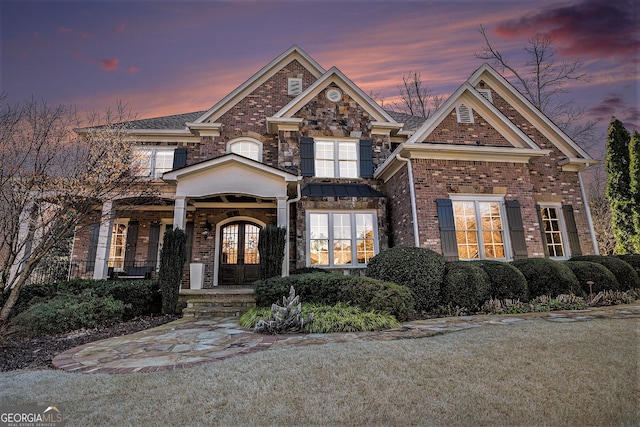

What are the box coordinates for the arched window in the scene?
[227,138,262,162]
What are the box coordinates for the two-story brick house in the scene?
[70,45,598,288]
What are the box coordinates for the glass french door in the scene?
[219,222,261,285]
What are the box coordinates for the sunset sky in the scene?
[2,0,638,160]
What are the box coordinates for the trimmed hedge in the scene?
[615,254,640,279]
[441,261,491,309]
[14,279,161,319]
[472,260,529,301]
[511,258,581,298]
[11,290,127,337]
[565,261,620,294]
[366,247,445,311]
[253,273,415,320]
[570,255,640,291]
[290,267,331,275]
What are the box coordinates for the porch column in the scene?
[173,197,187,230]
[93,200,114,280]
[277,196,288,276]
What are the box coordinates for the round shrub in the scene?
[615,254,640,279]
[511,258,581,298]
[98,280,161,319]
[570,255,640,291]
[366,247,445,311]
[441,261,491,309]
[10,290,126,337]
[253,273,414,319]
[473,260,529,301]
[565,261,620,294]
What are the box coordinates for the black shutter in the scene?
[359,139,374,178]
[436,199,459,261]
[300,137,315,177]
[124,221,139,268]
[86,222,101,270]
[562,205,582,256]
[185,221,194,264]
[172,147,188,170]
[505,200,528,260]
[535,204,550,258]
[147,222,161,270]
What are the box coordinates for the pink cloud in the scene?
[129,65,140,74]
[494,0,638,60]
[99,58,119,71]
[117,22,127,33]
[59,26,73,34]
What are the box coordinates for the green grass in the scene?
[1,317,637,426]
[240,302,400,333]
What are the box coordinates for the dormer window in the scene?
[288,78,303,96]
[228,138,262,162]
[456,104,474,124]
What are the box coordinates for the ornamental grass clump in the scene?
[254,287,313,334]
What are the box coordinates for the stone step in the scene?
[186,299,256,309]
[182,306,248,318]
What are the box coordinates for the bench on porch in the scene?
[108,266,155,280]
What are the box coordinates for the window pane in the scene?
[133,149,152,177]
[333,240,351,265]
[339,160,358,178]
[316,160,335,178]
[244,224,260,264]
[108,223,128,270]
[338,142,357,160]
[154,150,174,177]
[222,224,239,264]
[355,214,375,264]
[333,214,351,239]
[310,240,329,265]
[231,141,260,161]
[540,207,565,258]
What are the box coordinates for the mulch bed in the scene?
[0,314,178,372]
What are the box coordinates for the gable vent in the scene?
[456,104,474,124]
[477,89,493,103]
[288,78,303,96]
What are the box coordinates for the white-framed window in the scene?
[133,147,175,178]
[451,196,509,260]
[314,139,358,178]
[456,104,474,123]
[108,220,129,271]
[227,138,262,162]
[307,211,377,267]
[539,205,569,259]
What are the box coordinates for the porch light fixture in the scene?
[202,221,213,237]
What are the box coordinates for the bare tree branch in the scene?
[390,71,443,119]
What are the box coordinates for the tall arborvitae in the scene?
[158,228,187,314]
[605,117,633,253]
[629,131,640,253]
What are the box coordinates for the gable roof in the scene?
[406,82,540,150]
[270,66,397,124]
[193,45,326,124]
[467,63,594,162]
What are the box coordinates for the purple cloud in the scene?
[495,0,638,59]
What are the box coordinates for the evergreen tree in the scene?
[158,228,187,314]
[605,118,633,253]
[629,131,640,253]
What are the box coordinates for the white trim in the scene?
[456,103,474,123]
[579,171,599,255]
[448,196,512,261]
[538,203,571,260]
[313,138,360,178]
[477,88,493,103]
[213,216,267,286]
[226,137,263,162]
[194,45,326,124]
[305,210,379,268]
[467,63,594,161]
[288,77,303,95]
[272,67,397,124]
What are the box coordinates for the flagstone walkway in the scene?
[52,303,640,374]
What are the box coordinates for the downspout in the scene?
[395,153,420,247]
[579,170,599,255]
[284,178,303,276]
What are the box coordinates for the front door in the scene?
[219,221,261,285]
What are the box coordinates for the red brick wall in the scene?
[428,108,513,147]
